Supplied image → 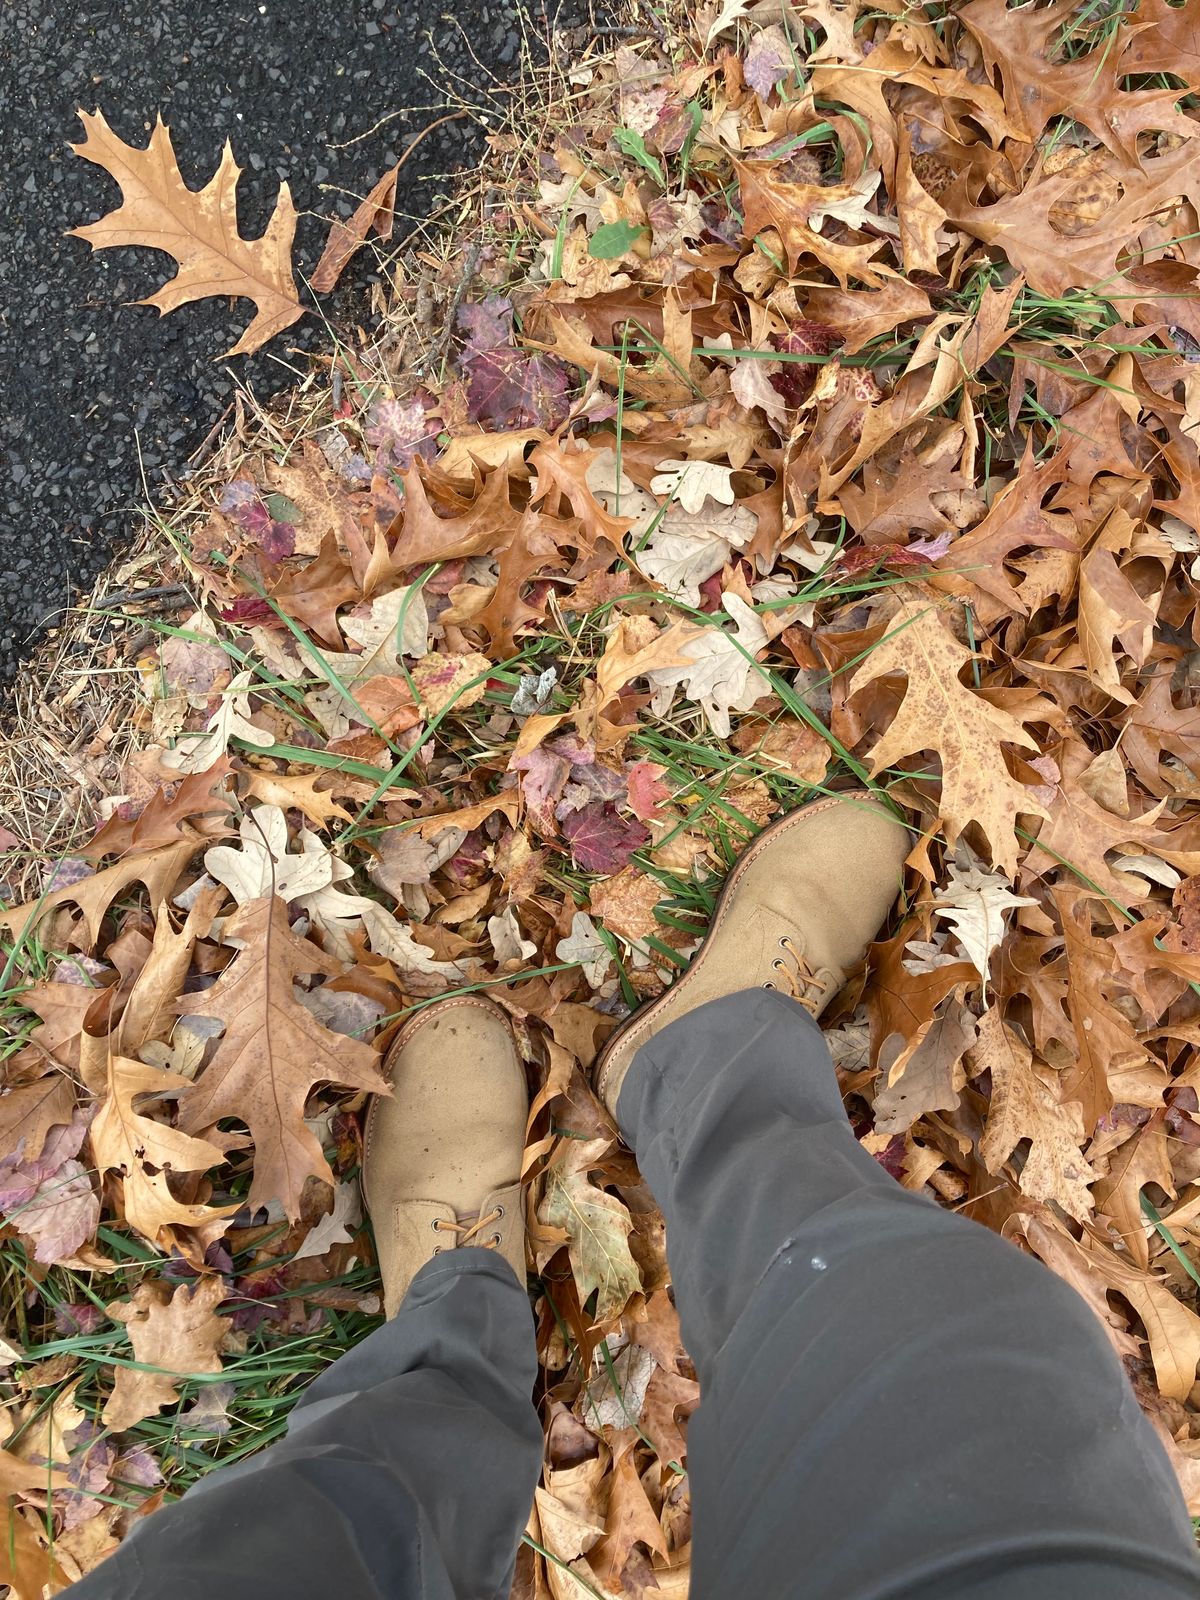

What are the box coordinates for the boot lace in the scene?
[431,1205,505,1254]
[763,935,830,1014]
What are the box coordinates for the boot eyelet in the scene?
[762,981,775,990]
[494,1205,505,1219]
[431,1220,442,1233]
[490,1234,503,1246]
[772,958,785,971]
[432,1245,442,1255]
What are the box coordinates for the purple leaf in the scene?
[744,25,792,96]
[770,322,843,407]
[115,1446,163,1491]
[60,1428,116,1530]
[216,595,274,625]
[42,857,93,894]
[54,1302,107,1336]
[364,397,439,471]
[218,479,295,561]
[513,746,572,833]
[218,479,259,514]
[561,802,649,874]
[457,297,571,429]
[0,1111,99,1265]
[457,296,515,354]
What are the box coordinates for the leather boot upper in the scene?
[363,996,527,1316]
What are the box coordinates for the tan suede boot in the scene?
[596,791,909,1115]
[363,995,527,1317]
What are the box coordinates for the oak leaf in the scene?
[1055,890,1141,1135]
[874,999,977,1135]
[83,758,234,861]
[1094,1114,1174,1272]
[242,770,353,830]
[0,1077,76,1168]
[540,1137,641,1321]
[311,161,400,294]
[177,896,387,1218]
[267,533,360,647]
[69,110,303,359]
[645,595,771,738]
[734,160,889,286]
[204,804,334,907]
[0,839,199,949]
[1077,545,1156,705]
[1025,743,1192,903]
[162,671,276,773]
[931,852,1036,983]
[102,1277,227,1431]
[91,1056,232,1253]
[849,598,1049,873]
[592,1432,670,1591]
[970,1006,1096,1222]
[1080,1236,1200,1403]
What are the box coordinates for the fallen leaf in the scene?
[0,1115,99,1265]
[931,850,1037,982]
[649,458,736,515]
[311,162,401,293]
[970,1006,1096,1222]
[204,804,334,906]
[555,913,613,987]
[540,1138,642,1322]
[70,110,302,358]
[90,1055,232,1253]
[645,595,771,738]
[561,804,650,874]
[177,896,387,1219]
[411,651,491,716]
[849,598,1049,873]
[102,1277,226,1430]
[242,770,353,830]
[0,840,199,949]
[162,671,277,773]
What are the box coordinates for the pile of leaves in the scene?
[6,0,1200,1590]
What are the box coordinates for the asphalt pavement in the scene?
[0,0,598,681]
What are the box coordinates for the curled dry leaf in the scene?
[539,1138,642,1323]
[90,1056,233,1255]
[102,1277,227,1431]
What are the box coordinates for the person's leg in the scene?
[66,1251,542,1600]
[67,994,542,1600]
[618,987,1200,1599]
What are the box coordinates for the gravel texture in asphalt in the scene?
[0,0,596,681]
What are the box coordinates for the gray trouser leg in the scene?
[66,1251,542,1600]
[616,988,1200,1600]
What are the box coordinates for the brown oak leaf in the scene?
[70,110,303,358]
[177,896,388,1219]
[102,1277,227,1431]
[849,597,1049,873]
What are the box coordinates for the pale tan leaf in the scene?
[849,599,1049,874]
[70,110,302,358]
[102,1277,227,1430]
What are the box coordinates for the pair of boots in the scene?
[364,793,906,1313]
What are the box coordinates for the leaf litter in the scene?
[7,0,1200,1587]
